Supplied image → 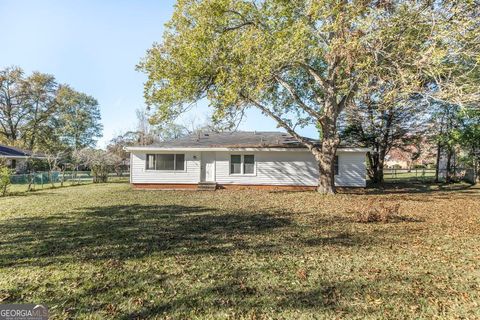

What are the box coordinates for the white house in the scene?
[0,144,45,173]
[126,131,369,190]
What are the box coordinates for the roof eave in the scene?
[124,146,370,153]
[0,155,46,159]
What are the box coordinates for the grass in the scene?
[0,182,479,319]
[383,169,436,183]
[7,176,129,194]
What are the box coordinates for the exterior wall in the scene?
[215,151,317,186]
[131,150,366,187]
[3,158,27,173]
[130,151,201,184]
[335,152,367,187]
[214,151,365,187]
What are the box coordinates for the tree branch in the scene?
[274,74,321,120]
[339,81,358,111]
[299,63,329,91]
[223,21,255,32]
[241,93,318,151]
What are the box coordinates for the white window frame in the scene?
[145,153,186,172]
[229,154,256,176]
[334,155,339,176]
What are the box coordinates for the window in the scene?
[157,154,175,170]
[244,155,255,174]
[334,155,339,175]
[146,154,185,171]
[230,154,255,175]
[175,154,185,171]
[230,155,242,174]
[146,154,156,170]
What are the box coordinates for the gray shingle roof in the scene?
[149,131,318,148]
[0,144,44,158]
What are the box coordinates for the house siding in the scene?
[215,151,366,187]
[130,150,366,187]
[130,151,201,184]
[334,152,367,187]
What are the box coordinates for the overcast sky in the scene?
[0,0,318,147]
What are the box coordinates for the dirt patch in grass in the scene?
[0,183,479,319]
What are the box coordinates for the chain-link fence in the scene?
[9,171,129,193]
[383,168,476,183]
[384,168,436,182]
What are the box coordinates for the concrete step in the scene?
[197,182,217,191]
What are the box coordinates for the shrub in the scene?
[73,149,121,183]
[354,200,401,223]
[0,166,12,196]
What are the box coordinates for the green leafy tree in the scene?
[54,85,103,150]
[0,166,11,196]
[430,102,464,183]
[0,67,103,155]
[0,67,30,143]
[139,0,478,193]
[342,92,424,184]
[23,72,58,150]
[457,108,480,183]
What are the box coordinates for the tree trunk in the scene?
[366,148,385,185]
[434,142,441,183]
[313,117,339,194]
[27,172,35,192]
[377,156,385,185]
[314,146,336,194]
[474,157,479,184]
[446,150,452,183]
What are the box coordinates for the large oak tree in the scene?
[139,0,477,193]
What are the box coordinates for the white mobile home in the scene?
[126,132,369,190]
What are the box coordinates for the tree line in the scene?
[0,66,107,189]
[0,66,103,153]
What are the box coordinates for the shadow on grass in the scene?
[0,202,424,268]
[0,202,435,318]
[0,204,296,267]
[117,273,431,319]
[363,181,476,196]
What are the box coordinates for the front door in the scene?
[201,152,216,182]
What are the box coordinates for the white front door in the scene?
[201,152,216,182]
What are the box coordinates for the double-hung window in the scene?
[230,154,255,175]
[146,154,185,171]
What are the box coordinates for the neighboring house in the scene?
[0,144,45,173]
[385,143,436,169]
[126,131,369,190]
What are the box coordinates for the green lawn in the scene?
[7,176,129,194]
[0,183,479,319]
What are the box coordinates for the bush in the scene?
[0,166,12,196]
[73,149,121,183]
[354,200,401,223]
